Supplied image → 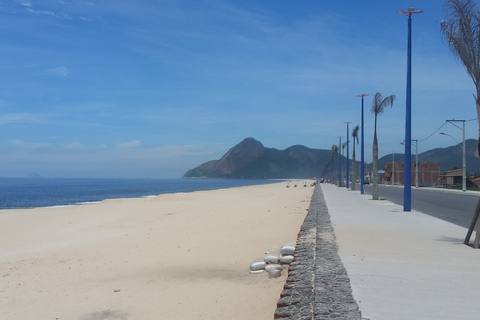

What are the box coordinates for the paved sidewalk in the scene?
[321,183,480,320]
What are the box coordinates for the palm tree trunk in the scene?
[332,156,335,184]
[351,149,356,191]
[372,133,379,200]
[466,93,480,247]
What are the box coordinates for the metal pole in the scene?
[414,140,418,188]
[463,120,466,192]
[392,149,395,185]
[403,13,413,212]
[444,120,467,192]
[357,94,368,194]
[345,122,351,189]
[361,98,364,193]
[398,7,422,211]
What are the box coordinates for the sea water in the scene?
[0,178,279,210]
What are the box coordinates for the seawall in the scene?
[274,184,362,319]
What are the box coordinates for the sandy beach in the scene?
[0,181,313,320]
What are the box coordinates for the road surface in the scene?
[356,184,480,229]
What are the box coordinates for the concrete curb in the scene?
[274,184,362,319]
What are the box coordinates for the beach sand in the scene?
[0,181,314,320]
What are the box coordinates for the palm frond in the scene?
[441,0,480,86]
[351,124,360,144]
[371,92,396,115]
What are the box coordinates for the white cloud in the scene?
[9,139,51,149]
[116,140,141,148]
[0,113,48,125]
[40,66,69,77]
[16,0,32,7]
[64,142,85,150]
[27,8,55,16]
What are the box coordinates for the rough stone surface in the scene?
[274,185,362,320]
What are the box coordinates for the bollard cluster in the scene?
[250,244,296,278]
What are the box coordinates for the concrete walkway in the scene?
[321,183,480,320]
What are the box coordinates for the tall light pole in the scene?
[398,7,423,212]
[345,122,351,189]
[356,94,369,194]
[441,119,466,191]
[401,139,419,188]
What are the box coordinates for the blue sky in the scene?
[0,0,477,178]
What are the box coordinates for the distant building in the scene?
[472,176,480,188]
[438,169,477,188]
[380,162,441,187]
[438,169,463,187]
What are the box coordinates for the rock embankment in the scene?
[274,185,363,319]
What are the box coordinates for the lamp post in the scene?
[440,119,466,191]
[345,122,351,189]
[398,7,423,212]
[356,94,369,194]
[401,139,419,188]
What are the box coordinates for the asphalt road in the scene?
[357,184,480,229]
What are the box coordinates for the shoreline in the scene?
[0,178,289,210]
[0,181,314,319]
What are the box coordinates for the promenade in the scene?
[275,183,480,320]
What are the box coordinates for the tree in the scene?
[351,125,360,191]
[371,92,396,200]
[331,144,339,184]
[441,0,480,247]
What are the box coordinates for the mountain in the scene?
[183,137,349,179]
[377,139,480,175]
[183,138,480,180]
[183,138,331,179]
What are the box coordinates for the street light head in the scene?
[398,8,423,16]
[440,132,446,135]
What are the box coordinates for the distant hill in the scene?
[377,139,480,175]
[183,138,480,179]
[183,137,353,179]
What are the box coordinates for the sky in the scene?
[0,0,478,178]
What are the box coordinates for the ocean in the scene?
[0,178,280,210]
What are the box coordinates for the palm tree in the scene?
[441,0,480,246]
[351,125,360,191]
[371,92,396,200]
[331,144,338,184]
[321,159,331,180]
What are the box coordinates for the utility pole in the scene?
[445,119,466,192]
[392,149,395,185]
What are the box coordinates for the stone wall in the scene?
[274,185,362,320]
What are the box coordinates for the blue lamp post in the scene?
[356,94,368,194]
[345,122,351,189]
[398,7,422,212]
